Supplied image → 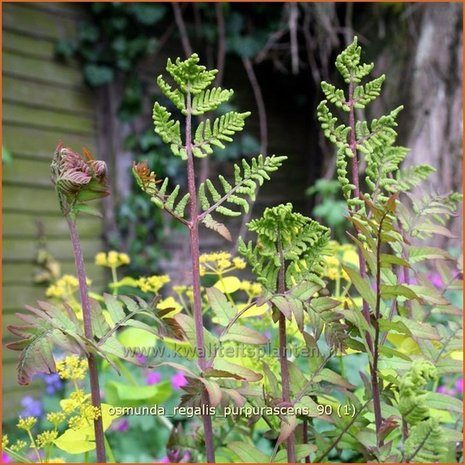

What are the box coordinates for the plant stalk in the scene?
[66,216,106,463]
[348,77,383,445]
[185,90,216,463]
[277,244,296,463]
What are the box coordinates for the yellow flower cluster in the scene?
[45,275,90,299]
[173,285,194,303]
[9,440,27,452]
[56,356,88,381]
[35,430,58,448]
[199,251,246,276]
[47,412,66,429]
[239,280,263,298]
[17,417,37,431]
[2,435,9,448]
[323,242,359,281]
[137,275,170,294]
[95,251,130,268]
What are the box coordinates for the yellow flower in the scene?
[17,417,37,431]
[233,257,246,269]
[94,251,131,268]
[36,430,58,448]
[10,440,26,452]
[80,404,101,422]
[137,275,170,294]
[2,434,9,448]
[68,416,83,430]
[48,459,66,463]
[56,356,88,381]
[95,252,107,266]
[47,412,66,429]
[342,249,359,267]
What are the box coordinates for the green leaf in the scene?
[213,359,262,382]
[342,265,376,308]
[105,380,172,407]
[206,287,236,326]
[227,442,269,463]
[275,444,317,462]
[425,392,462,414]
[104,293,125,323]
[314,368,356,389]
[220,325,268,345]
[380,284,420,301]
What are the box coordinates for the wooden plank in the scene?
[4,50,84,88]
[3,156,60,187]
[3,77,94,115]
[3,285,48,312]
[2,3,77,40]
[3,125,96,160]
[3,30,56,59]
[3,237,103,261]
[3,211,103,238]
[32,2,87,19]
[3,263,104,285]
[3,103,95,135]
[3,185,65,213]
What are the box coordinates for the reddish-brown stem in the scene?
[277,244,296,463]
[185,90,216,463]
[66,216,106,463]
[302,419,311,463]
[347,76,382,446]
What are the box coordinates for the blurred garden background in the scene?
[2,2,462,461]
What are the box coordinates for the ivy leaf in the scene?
[83,64,114,86]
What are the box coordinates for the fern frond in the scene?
[353,75,385,108]
[202,214,232,242]
[198,155,286,223]
[404,418,448,463]
[239,203,330,291]
[193,111,251,158]
[191,87,234,115]
[152,103,185,159]
[317,101,351,148]
[321,82,349,112]
[389,164,436,193]
[166,54,217,95]
[335,36,374,84]
[156,75,185,112]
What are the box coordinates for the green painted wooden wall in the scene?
[2,3,104,417]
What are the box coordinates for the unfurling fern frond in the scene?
[193,112,251,158]
[198,155,286,229]
[191,87,234,115]
[335,36,374,84]
[238,203,330,291]
[152,103,185,159]
[404,418,448,463]
[133,163,189,221]
[165,54,216,95]
[398,360,436,425]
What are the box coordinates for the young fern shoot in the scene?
[134,54,286,463]
[318,37,462,457]
[50,144,109,462]
[239,203,331,462]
